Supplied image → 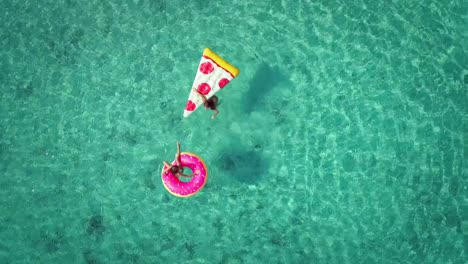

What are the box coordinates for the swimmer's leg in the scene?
[175,142,184,172]
[176,142,182,165]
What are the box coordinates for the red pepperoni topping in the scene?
[199,62,214,74]
[197,83,211,95]
[219,78,230,89]
[185,100,196,111]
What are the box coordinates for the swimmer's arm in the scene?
[177,172,193,178]
[211,108,219,120]
[193,88,208,103]
[163,161,172,173]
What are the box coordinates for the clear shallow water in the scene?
[0,0,466,263]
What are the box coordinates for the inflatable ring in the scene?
[161,152,208,197]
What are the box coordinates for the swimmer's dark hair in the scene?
[170,166,179,174]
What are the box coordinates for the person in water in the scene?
[163,142,193,178]
[193,88,220,120]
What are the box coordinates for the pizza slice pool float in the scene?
[183,48,240,117]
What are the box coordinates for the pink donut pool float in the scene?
[161,152,208,197]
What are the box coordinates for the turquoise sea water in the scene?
[1,0,467,263]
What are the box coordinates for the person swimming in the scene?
[193,88,220,120]
[162,142,193,178]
